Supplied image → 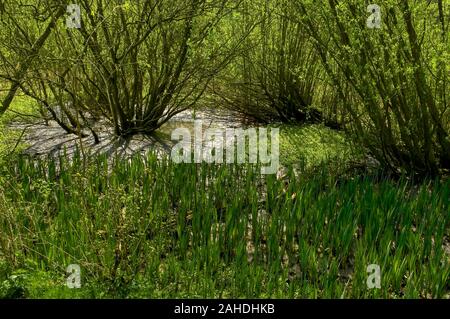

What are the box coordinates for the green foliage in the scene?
[297,0,450,175]
[0,153,448,298]
[1,0,448,175]
[0,0,243,137]
[278,124,356,167]
[0,96,36,163]
[0,1,449,300]
[214,0,336,125]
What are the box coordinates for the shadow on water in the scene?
[11,108,248,162]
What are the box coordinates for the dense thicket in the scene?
[296,0,449,175]
[1,0,242,137]
[213,0,338,126]
[0,0,449,175]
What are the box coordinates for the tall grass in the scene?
[0,152,448,298]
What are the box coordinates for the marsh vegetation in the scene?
[0,0,449,298]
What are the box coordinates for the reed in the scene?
[0,152,448,298]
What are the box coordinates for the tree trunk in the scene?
[0,6,65,116]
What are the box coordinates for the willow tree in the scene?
[213,0,339,126]
[297,0,449,175]
[3,0,242,138]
